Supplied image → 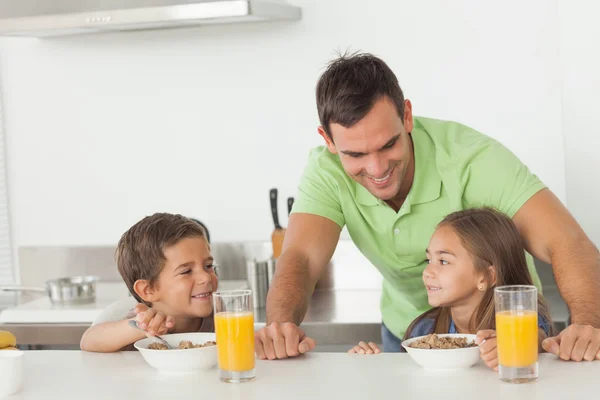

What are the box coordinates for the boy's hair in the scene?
[405,207,557,339]
[316,51,405,141]
[116,213,208,305]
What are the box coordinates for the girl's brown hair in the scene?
[404,207,556,339]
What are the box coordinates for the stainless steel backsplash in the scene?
[18,241,558,290]
[18,241,273,286]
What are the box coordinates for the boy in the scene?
[80,213,217,352]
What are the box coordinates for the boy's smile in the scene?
[191,291,212,302]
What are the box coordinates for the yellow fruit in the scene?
[0,346,17,350]
[0,330,17,349]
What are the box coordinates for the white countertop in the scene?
[5,351,599,399]
[0,281,249,324]
[0,283,130,324]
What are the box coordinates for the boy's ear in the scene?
[133,279,159,304]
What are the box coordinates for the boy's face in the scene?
[151,236,218,319]
[422,225,485,308]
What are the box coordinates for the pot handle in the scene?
[0,285,46,292]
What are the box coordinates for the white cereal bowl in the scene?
[401,334,481,370]
[134,332,217,373]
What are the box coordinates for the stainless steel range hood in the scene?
[0,0,302,37]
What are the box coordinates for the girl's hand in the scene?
[476,329,498,371]
[348,341,381,355]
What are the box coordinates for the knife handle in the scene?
[270,188,282,229]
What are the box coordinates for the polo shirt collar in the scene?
[356,182,380,206]
[408,127,442,206]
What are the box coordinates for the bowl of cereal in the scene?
[134,332,217,373]
[401,333,481,370]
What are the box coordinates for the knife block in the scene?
[271,228,286,259]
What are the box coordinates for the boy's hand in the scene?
[476,329,498,371]
[134,304,174,337]
[348,341,381,355]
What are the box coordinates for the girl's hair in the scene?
[404,207,556,339]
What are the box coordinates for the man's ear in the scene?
[403,99,414,133]
[133,279,159,304]
[318,126,337,154]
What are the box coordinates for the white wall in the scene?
[0,0,566,250]
[558,0,600,246]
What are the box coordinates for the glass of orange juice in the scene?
[213,290,256,383]
[494,285,538,383]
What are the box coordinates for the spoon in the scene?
[128,319,172,349]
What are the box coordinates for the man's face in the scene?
[319,97,414,201]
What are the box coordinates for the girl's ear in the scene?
[477,266,497,291]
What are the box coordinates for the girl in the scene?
[349,207,556,370]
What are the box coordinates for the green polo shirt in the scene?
[292,116,545,339]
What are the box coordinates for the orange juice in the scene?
[496,310,538,368]
[215,311,255,372]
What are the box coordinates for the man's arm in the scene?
[456,131,600,361]
[266,213,341,325]
[513,188,600,327]
[257,146,345,360]
[255,213,341,360]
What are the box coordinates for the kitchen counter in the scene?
[0,281,569,350]
[0,284,381,325]
[6,243,569,350]
[5,351,599,399]
[0,285,383,349]
[0,283,131,324]
[0,280,252,324]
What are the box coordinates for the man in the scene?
[255,53,600,361]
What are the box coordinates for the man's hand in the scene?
[542,324,600,361]
[255,322,316,360]
[476,330,498,371]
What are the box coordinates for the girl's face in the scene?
[423,224,488,308]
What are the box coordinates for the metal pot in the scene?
[0,275,98,304]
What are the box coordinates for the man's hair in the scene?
[115,213,208,305]
[316,52,405,140]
